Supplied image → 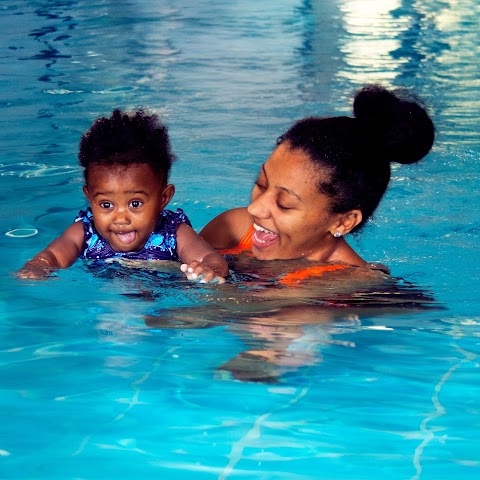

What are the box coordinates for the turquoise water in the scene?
[1,0,479,478]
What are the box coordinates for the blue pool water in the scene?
[1,0,479,478]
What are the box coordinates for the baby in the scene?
[17,109,229,283]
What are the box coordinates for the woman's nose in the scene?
[247,193,271,219]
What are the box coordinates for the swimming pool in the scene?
[1,0,479,478]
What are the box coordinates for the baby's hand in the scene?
[180,260,226,284]
[16,261,55,280]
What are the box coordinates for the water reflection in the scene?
[295,0,479,148]
[132,258,443,383]
[25,4,76,74]
[339,0,403,84]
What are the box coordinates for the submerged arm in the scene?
[16,222,84,279]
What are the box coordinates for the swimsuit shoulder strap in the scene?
[218,225,254,255]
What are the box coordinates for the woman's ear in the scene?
[330,210,362,237]
[160,184,175,209]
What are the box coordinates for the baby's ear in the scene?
[160,184,175,209]
[82,185,90,201]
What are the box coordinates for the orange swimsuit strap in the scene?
[219,225,350,283]
[278,264,349,285]
[218,225,254,255]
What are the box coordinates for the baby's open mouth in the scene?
[115,231,136,245]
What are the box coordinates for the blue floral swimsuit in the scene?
[74,208,192,261]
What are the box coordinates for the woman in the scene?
[158,85,436,382]
[200,84,435,277]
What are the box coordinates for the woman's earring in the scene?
[333,231,342,238]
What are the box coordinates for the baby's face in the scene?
[83,163,174,253]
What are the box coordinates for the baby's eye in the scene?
[99,201,113,209]
[129,200,143,208]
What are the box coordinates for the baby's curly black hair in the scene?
[78,109,176,183]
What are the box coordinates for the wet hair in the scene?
[78,109,176,183]
[277,85,435,232]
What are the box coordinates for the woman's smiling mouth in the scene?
[252,223,279,248]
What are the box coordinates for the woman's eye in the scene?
[129,200,143,208]
[276,202,292,211]
[254,181,266,191]
[99,201,113,209]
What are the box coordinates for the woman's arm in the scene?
[16,221,85,279]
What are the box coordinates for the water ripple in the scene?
[0,162,77,178]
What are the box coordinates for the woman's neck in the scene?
[305,237,366,266]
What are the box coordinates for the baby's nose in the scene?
[113,208,130,224]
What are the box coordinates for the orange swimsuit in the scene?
[219,225,350,285]
[218,225,255,256]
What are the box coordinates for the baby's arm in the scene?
[16,222,85,279]
[176,223,229,283]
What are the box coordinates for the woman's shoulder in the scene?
[200,207,252,250]
[327,238,366,267]
[216,207,251,226]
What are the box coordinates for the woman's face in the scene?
[247,142,342,261]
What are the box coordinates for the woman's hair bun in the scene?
[353,84,435,165]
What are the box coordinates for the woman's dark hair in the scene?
[78,109,176,183]
[277,85,435,232]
